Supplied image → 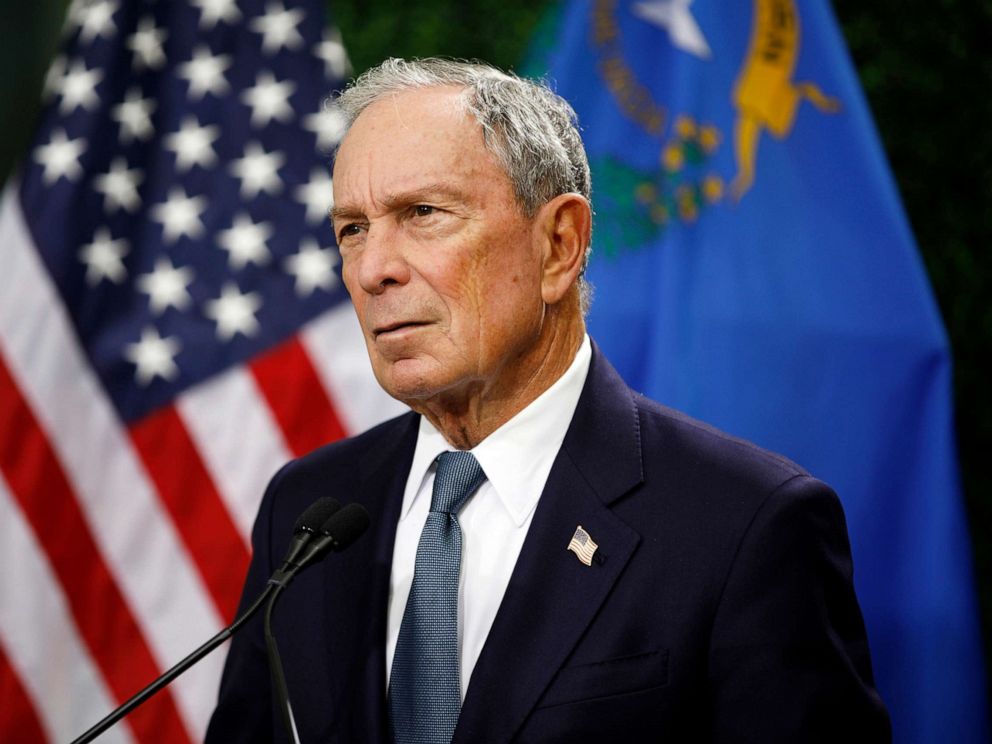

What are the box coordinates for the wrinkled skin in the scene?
[332,85,591,448]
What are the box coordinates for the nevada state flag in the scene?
[527,2,988,742]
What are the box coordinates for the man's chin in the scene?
[373,358,448,405]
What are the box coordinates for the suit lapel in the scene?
[454,348,644,743]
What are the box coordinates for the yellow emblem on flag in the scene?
[731,0,841,199]
[567,525,599,566]
[585,0,845,251]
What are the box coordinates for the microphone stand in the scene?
[69,499,368,744]
[70,497,342,743]
[261,503,372,744]
[70,584,275,744]
[265,578,301,744]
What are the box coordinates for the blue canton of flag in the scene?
[528,1,988,742]
[0,1,403,742]
[23,0,349,422]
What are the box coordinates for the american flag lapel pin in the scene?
[567,525,598,566]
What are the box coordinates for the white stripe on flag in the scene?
[177,365,293,544]
[301,305,407,433]
[0,473,134,744]
[0,187,224,739]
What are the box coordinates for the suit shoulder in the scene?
[262,411,417,513]
[631,391,813,496]
[283,411,416,476]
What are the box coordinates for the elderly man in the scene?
[206,58,889,743]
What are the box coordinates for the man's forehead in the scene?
[332,86,504,199]
[348,85,476,138]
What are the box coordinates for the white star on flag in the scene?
[294,167,334,225]
[57,59,104,114]
[164,116,220,172]
[250,2,305,55]
[150,187,208,243]
[136,257,195,315]
[124,326,181,385]
[78,227,129,285]
[190,0,242,30]
[303,105,347,151]
[34,128,87,184]
[65,0,118,38]
[127,16,168,71]
[42,55,66,102]
[62,0,89,34]
[284,238,338,297]
[229,142,285,199]
[313,28,350,79]
[241,71,296,128]
[217,213,273,269]
[633,0,712,60]
[93,156,143,213]
[178,46,233,100]
[77,0,119,44]
[204,282,263,340]
[111,87,156,143]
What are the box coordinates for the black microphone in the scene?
[265,503,371,744]
[289,503,372,573]
[280,496,341,568]
[69,497,351,744]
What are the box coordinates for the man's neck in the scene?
[408,316,586,450]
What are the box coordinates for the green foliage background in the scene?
[1,0,989,695]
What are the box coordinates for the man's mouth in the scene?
[372,321,429,338]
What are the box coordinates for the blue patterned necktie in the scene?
[389,451,487,744]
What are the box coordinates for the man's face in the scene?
[331,86,547,409]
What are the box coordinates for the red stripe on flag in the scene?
[129,406,249,623]
[250,335,347,457]
[0,638,48,744]
[0,353,191,744]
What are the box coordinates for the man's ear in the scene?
[536,193,592,305]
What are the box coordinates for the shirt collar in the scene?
[399,335,592,526]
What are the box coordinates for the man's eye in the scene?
[338,223,361,239]
[413,205,435,217]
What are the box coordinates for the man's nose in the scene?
[355,223,411,295]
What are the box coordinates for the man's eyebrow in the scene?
[379,183,469,206]
[329,205,362,222]
[329,184,471,222]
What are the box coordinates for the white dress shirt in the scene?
[385,335,592,700]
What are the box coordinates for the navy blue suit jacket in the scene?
[207,347,890,743]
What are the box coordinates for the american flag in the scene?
[566,525,598,567]
[0,1,402,741]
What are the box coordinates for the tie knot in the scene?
[430,451,486,515]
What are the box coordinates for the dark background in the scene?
[2,0,989,706]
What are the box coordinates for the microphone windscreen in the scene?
[293,496,341,534]
[319,503,371,551]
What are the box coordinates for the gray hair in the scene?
[333,57,593,311]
